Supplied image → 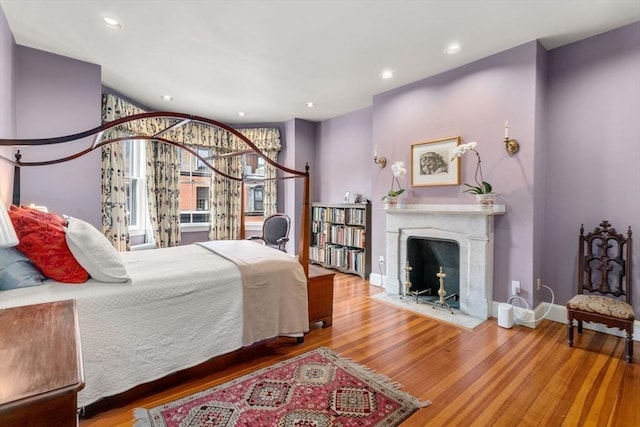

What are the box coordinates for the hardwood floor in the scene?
[81,273,640,426]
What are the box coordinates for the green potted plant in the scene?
[381,161,407,207]
[450,142,497,206]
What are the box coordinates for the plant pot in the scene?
[474,193,498,207]
[384,196,399,209]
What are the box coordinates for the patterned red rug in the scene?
[134,347,429,426]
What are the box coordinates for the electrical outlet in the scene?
[511,280,520,295]
[536,278,542,291]
[379,255,384,264]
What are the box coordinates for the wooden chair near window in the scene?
[566,220,634,362]
[247,213,290,252]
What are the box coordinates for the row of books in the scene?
[311,206,366,226]
[310,245,365,274]
[311,224,366,249]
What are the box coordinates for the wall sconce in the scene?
[504,120,519,156]
[373,145,387,168]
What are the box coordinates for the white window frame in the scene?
[125,140,154,242]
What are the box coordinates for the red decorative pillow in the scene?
[8,208,88,283]
[11,204,67,227]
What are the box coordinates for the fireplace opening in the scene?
[406,236,460,309]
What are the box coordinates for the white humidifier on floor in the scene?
[498,303,514,328]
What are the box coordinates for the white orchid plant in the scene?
[450,142,493,194]
[382,161,407,201]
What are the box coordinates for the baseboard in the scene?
[369,272,384,287]
[371,275,638,341]
[491,301,640,341]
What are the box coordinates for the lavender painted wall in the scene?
[0,7,15,206]
[282,118,316,254]
[371,41,541,305]
[532,42,548,307]
[315,107,373,203]
[544,22,640,308]
[15,46,102,227]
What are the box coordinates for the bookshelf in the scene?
[310,202,371,279]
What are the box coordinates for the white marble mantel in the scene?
[385,203,505,320]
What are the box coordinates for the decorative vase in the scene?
[474,193,498,207]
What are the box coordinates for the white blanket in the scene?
[0,242,309,408]
[198,240,309,345]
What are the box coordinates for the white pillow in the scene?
[65,217,131,283]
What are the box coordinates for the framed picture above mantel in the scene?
[411,136,461,187]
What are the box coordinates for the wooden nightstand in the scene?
[0,300,84,426]
[307,264,335,327]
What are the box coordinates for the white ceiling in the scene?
[2,1,639,124]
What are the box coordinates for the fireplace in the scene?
[406,237,460,308]
[385,204,505,320]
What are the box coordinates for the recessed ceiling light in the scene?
[103,17,122,30]
[161,95,173,101]
[306,101,314,108]
[381,70,393,79]
[238,111,246,117]
[444,43,461,55]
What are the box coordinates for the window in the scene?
[196,187,209,210]
[125,147,268,229]
[123,141,154,244]
[180,148,212,225]
[124,140,146,230]
[243,153,266,216]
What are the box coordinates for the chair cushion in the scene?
[566,294,635,321]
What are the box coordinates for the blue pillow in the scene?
[0,247,46,290]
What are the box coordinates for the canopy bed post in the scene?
[299,164,311,277]
[12,150,21,206]
[240,183,246,239]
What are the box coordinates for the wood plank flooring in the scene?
[80,273,640,426]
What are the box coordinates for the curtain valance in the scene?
[101,94,281,153]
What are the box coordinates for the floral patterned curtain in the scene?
[101,93,182,249]
[100,94,145,251]
[146,142,181,247]
[101,94,281,243]
[100,142,129,251]
[237,128,281,217]
[209,155,243,240]
[176,126,281,240]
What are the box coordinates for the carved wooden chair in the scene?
[566,220,634,362]
[247,213,290,252]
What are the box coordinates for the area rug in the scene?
[134,347,429,427]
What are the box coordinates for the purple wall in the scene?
[315,22,640,313]
[283,118,316,254]
[315,107,373,203]
[0,7,16,205]
[15,46,102,227]
[371,41,541,305]
[544,22,640,308]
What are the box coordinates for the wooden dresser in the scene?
[0,300,84,427]
[307,264,335,327]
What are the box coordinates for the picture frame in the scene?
[411,136,460,187]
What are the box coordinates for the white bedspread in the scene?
[0,242,309,408]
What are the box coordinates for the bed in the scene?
[0,111,313,412]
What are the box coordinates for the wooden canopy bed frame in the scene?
[1,111,311,269]
[0,112,333,417]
